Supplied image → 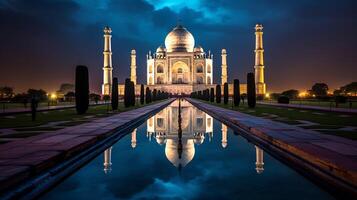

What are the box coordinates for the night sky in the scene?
[0,0,356,93]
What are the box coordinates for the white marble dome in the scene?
[165,25,195,52]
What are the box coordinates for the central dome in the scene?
[165,25,195,52]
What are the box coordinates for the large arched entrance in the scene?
[172,61,190,84]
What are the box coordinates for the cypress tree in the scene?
[111,77,118,110]
[224,82,229,104]
[216,84,221,103]
[124,78,131,107]
[206,89,210,101]
[247,72,256,108]
[75,65,89,114]
[210,88,214,102]
[153,89,157,101]
[145,87,151,104]
[198,91,202,100]
[130,81,135,106]
[140,84,145,104]
[233,79,240,106]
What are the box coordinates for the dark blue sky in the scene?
[0,0,356,93]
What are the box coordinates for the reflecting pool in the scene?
[41,100,333,199]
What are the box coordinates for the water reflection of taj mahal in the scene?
[104,101,264,173]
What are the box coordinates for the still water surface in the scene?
[41,100,332,199]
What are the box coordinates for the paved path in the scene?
[187,98,357,194]
[0,99,174,195]
[258,101,357,114]
[0,102,108,116]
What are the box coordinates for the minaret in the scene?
[254,24,266,95]
[255,145,264,174]
[103,147,112,174]
[130,49,137,85]
[131,128,137,148]
[102,26,113,95]
[221,49,228,85]
[221,123,228,148]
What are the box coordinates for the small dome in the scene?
[194,46,204,53]
[104,26,112,34]
[156,45,166,53]
[165,25,195,52]
[193,133,205,145]
[156,136,166,145]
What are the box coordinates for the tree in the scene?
[311,83,328,97]
[233,79,240,106]
[341,82,357,96]
[0,86,14,100]
[140,84,145,104]
[216,84,221,103]
[146,87,151,104]
[124,78,131,107]
[153,89,157,101]
[58,83,74,94]
[75,65,89,114]
[65,92,75,102]
[241,93,247,104]
[223,83,229,104]
[89,93,100,104]
[111,77,119,110]
[130,81,135,106]
[210,88,214,102]
[247,72,256,108]
[27,89,47,101]
[31,97,38,121]
[281,89,299,99]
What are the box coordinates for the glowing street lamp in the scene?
[299,92,307,98]
[50,93,57,100]
[265,93,270,98]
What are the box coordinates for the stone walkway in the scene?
[187,98,357,193]
[258,101,357,114]
[0,99,174,194]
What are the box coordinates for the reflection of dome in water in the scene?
[180,108,190,130]
[165,139,195,168]
[155,133,166,145]
[193,133,205,145]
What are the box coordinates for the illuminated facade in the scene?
[146,25,214,94]
[102,24,267,95]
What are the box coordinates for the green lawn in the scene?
[263,99,357,109]
[199,99,357,140]
[0,101,162,129]
[0,101,76,110]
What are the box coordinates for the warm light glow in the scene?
[299,92,307,98]
[50,93,57,99]
[265,93,270,98]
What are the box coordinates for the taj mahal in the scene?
[101,24,266,96]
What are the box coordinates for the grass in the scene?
[198,99,357,140]
[0,100,164,129]
[263,99,357,109]
[0,101,75,110]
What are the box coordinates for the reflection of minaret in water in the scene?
[221,123,228,148]
[255,146,264,174]
[103,147,112,174]
[131,128,137,148]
